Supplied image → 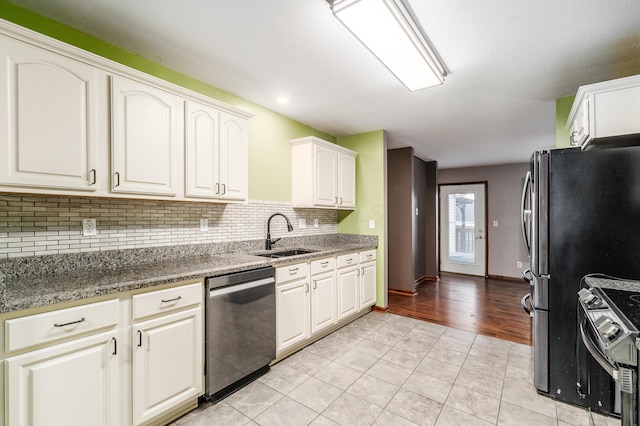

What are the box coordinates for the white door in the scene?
[111,75,178,196]
[337,152,356,209]
[0,36,99,191]
[133,307,203,425]
[185,100,220,198]
[440,183,487,276]
[314,144,337,207]
[336,266,359,319]
[310,271,336,335]
[219,112,248,201]
[276,279,310,353]
[6,331,119,426]
[360,261,376,308]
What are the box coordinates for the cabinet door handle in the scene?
[356,268,360,276]
[305,283,309,293]
[161,296,182,304]
[216,183,220,195]
[114,172,120,187]
[334,196,338,205]
[361,267,365,275]
[54,317,85,328]
[222,184,226,195]
[90,169,96,185]
[137,330,142,347]
[313,280,317,289]
[112,337,117,355]
[339,197,343,205]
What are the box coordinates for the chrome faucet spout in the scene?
[266,213,293,250]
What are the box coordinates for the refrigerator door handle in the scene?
[521,293,533,317]
[521,171,532,256]
[521,268,533,285]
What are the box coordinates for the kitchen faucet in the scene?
[265,213,294,250]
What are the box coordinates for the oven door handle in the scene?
[521,293,533,317]
[579,316,619,380]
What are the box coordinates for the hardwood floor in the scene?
[388,272,532,345]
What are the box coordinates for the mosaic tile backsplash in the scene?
[0,194,338,258]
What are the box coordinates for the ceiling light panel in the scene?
[331,0,446,91]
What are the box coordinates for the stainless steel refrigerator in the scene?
[521,146,640,414]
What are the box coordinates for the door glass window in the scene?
[447,192,476,264]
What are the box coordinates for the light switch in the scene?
[314,219,319,228]
[493,220,499,227]
[200,219,208,232]
[299,218,307,229]
[369,219,375,229]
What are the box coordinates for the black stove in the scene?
[601,287,640,332]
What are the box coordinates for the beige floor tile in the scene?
[501,374,557,419]
[497,400,557,426]
[288,377,342,413]
[280,349,332,376]
[432,334,474,354]
[352,338,393,358]
[175,402,251,426]
[426,345,468,367]
[403,370,453,404]
[454,366,504,399]
[394,336,434,357]
[555,400,592,426]
[334,348,379,372]
[414,357,461,383]
[435,406,494,426]
[254,396,318,426]
[225,381,285,419]
[386,388,443,426]
[314,361,362,390]
[347,374,400,408]
[442,327,477,342]
[462,353,507,378]
[373,410,420,425]
[366,358,414,386]
[413,321,447,335]
[259,364,311,394]
[382,346,425,369]
[322,392,383,426]
[367,329,405,346]
[405,328,442,346]
[309,415,339,426]
[444,385,500,424]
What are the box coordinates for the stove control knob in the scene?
[594,316,620,341]
[578,289,602,308]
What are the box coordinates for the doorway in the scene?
[439,183,487,276]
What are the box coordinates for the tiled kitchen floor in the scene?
[172,312,621,426]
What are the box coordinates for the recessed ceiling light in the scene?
[276,97,291,104]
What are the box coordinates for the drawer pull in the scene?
[137,330,143,347]
[367,254,373,259]
[289,267,299,274]
[313,280,317,289]
[346,259,353,264]
[54,317,85,328]
[114,172,120,187]
[112,337,117,355]
[90,169,97,185]
[161,296,182,304]
[321,261,329,267]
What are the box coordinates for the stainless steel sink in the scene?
[255,249,316,258]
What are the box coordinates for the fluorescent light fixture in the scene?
[330,0,446,91]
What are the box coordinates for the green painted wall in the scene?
[0,0,335,202]
[556,95,575,148]
[337,131,386,307]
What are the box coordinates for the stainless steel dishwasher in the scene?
[205,266,276,401]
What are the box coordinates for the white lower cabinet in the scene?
[360,250,377,309]
[6,330,119,426]
[336,253,360,320]
[276,263,310,354]
[310,258,337,335]
[2,280,204,426]
[132,307,203,425]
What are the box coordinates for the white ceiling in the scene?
[9,0,640,168]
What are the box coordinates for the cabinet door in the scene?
[336,266,359,320]
[311,271,336,335]
[313,143,338,207]
[337,152,356,209]
[0,36,99,191]
[276,278,310,353]
[185,100,220,198]
[6,331,119,426]
[133,306,203,425]
[219,112,248,201]
[360,261,377,309]
[111,75,178,196]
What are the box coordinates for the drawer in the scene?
[133,282,203,321]
[336,252,359,269]
[360,250,376,263]
[5,299,119,352]
[276,262,309,284]
[310,257,336,275]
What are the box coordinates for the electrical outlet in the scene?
[517,261,523,268]
[82,219,97,237]
[200,219,208,232]
[299,218,306,229]
[314,219,319,228]
[369,219,375,229]
[493,220,499,227]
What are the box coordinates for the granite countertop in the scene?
[0,235,377,313]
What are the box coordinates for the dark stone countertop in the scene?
[0,234,377,313]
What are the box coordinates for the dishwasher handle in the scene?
[209,277,275,298]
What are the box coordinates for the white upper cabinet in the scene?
[567,74,640,148]
[185,103,248,201]
[291,136,357,210]
[0,35,99,191]
[111,75,179,197]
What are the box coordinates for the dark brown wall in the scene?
[424,160,438,278]
[387,148,415,292]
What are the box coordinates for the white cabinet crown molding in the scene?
[0,18,253,120]
[289,136,357,157]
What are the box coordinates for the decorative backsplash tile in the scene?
[0,194,337,258]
